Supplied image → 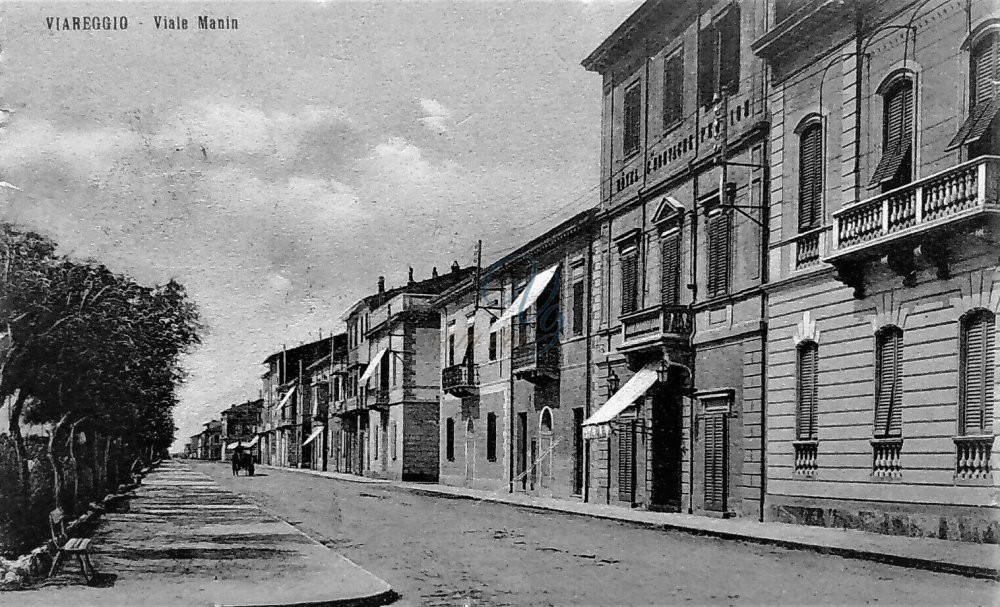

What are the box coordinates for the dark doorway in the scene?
[618,418,636,504]
[650,386,683,511]
[517,412,528,490]
[573,407,585,495]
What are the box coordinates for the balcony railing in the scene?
[511,326,560,383]
[792,228,825,270]
[871,437,903,479]
[832,156,999,255]
[442,363,479,397]
[619,305,693,353]
[955,435,993,479]
[366,388,389,408]
[793,440,818,476]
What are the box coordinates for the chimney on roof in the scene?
[451,260,460,273]
[432,266,438,279]
[378,276,385,293]
[408,267,415,284]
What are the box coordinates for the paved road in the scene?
[195,462,996,606]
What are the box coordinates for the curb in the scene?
[255,462,1000,582]
[204,465,397,607]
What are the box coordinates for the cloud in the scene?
[0,117,142,179]
[418,98,453,134]
[153,102,350,162]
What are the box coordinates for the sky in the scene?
[0,0,640,450]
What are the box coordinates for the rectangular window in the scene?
[486,412,497,462]
[662,52,683,129]
[620,248,639,315]
[871,78,914,190]
[448,334,455,367]
[874,327,904,438]
[466,326,475,364]
[697,7,740,107]
[489,331,497,361]
[660,229,681,305]
[572,281,585,336]
[623,83,642,157]
[707,211,732,298]
[796,343,819,440]
[373,424,379,459]
[961,311,996,434]
[446,418,455,461]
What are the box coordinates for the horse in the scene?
[231,449,255,476]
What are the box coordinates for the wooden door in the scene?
[618,419,636,503]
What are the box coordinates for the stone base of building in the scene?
[767,497,1000,544]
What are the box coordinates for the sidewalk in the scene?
[3,461,394,607]
[276,464,1000,581]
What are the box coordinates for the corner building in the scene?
[757,0,999,541]
[582,0,770,518]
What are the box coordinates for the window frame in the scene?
[795,341,819,441]
[796,117,824,233]
[662,48,684,131]
[619,245,640,316]
[486,412,497,462]
[873,326,904,438]
[959,309,996,436]
[706,208,732,298]
[446,417,455,462]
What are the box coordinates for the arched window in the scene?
[874,326,904,438]
[871,75,914,192]
[960,310,995,435]
[540,408,553,434]
[796,341,819,440]
[797,120,823,232]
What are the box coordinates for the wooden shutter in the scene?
[697,22,717,106]
[707,212,731,297]
[962,311,996,434]
[663,53,684,127]
[973,33,999,108]
[618,419,635,502]
[703,413,727,512]
[660,230,681,305]
[871,79,914,186]
[572,281,585,336]
[718,7,741,95]
[874,328,903,437]
[621,249,639,315]
[798,124,823,232]
[796,343,819,440]
[624,84,641,156]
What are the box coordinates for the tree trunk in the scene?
[103,437,113,491]
[8,391,30,503]
[66,419,84,513]
[46,414,70,511]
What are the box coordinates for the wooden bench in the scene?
[48,508,95,583]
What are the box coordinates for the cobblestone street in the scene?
[196,462,996,606]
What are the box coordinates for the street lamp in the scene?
[656,359,671,385]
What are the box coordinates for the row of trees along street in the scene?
[0,222,202,556]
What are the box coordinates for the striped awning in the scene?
[302,426,325,447]
[582,363,659,439]
[359,348,388,385]
[497,264,560,324]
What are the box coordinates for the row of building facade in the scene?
[226,0,998,544]
[184,400,262,461]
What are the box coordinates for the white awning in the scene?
[246,436,259,448]
[582,363,659,439]
[278,385,296,409]
[302,426,325,447]
[496,264,560,324]
[225,438,257,451]
[359,348,388,385]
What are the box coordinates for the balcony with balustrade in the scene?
[827,156,1000,297]
[442,363,479,398]
[617,305,694,369]
[511,323,560,383]
[365,387,390,411]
